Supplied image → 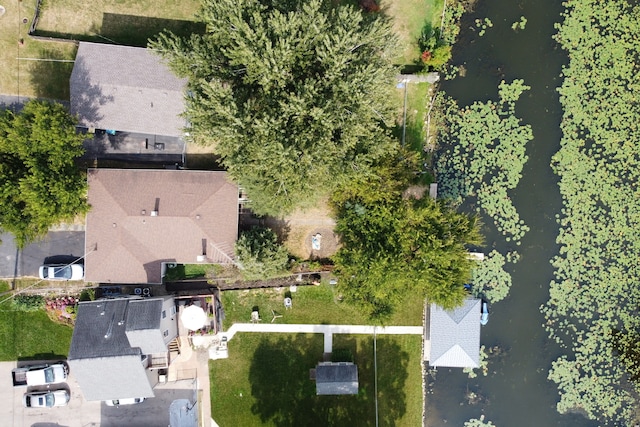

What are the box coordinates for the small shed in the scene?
[315,362,358,395]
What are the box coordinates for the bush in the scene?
[12,294,45,312]
[235,227,290,280]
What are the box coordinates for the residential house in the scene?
[314,362,359,395]
[70,41,188,162]
[84,168,239,284]
[68,297,178,401]
[427,298,481,368]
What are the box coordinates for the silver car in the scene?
[23,390,70,408]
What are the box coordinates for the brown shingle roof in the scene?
[70,42,187,137]
[85,169,238,284]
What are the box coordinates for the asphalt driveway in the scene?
[0,231,85,279]
[0,361,199,427]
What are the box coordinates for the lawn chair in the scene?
[251,310,261,323]
[271,309,283,323]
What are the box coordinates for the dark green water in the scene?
[425,1,598,426]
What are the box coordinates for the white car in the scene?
[39,264,84,281]
[105,397,145,406]
[23,390,70,408]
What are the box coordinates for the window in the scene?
[162,310,166,319]
[163,329,169,337]
[170,306,176,316]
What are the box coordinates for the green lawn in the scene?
[210,333,422,427]
[0,282,73,361]
[220,284,424,328]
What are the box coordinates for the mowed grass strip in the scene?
[220,283,424,328]
[210,333,422,427]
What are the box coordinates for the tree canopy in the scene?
[235,226,290,280]
[331,156,482,320]
[150,0,399,216]
[0,100,88,247]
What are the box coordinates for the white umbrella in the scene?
[181,305,207,331]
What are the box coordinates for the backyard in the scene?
[209,332,423,427]
[220,283,424,328]
[0,281,73,360]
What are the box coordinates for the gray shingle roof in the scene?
[125,299,166,354]
[429,298,481,368]
[84,169,239,284]
[316,363,359,395]
[70,42,187,137]
[68,298,169,401]
[69,356,154,401]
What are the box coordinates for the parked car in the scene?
[39,264,84,281]
[105,397,145,406]
[23,390,70,408]
[12,363,69,386]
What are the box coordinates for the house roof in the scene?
[68,297,170,401]
[428,298,481,368]
[315,362,359,395]
[125,299,166,354]
[84,169,238,284]
[70,41,187,137]
[69,356,154,401]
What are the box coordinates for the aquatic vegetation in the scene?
[544,0,640,423]
[511,16,527,31]
[475,18,493,37]
[435,80,533,243]
[463,345,489,378]
[471,250,512,303]
[464,416,496,427]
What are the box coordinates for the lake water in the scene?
[424,0,598,426]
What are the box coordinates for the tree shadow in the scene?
[27,47,75,99]
[248,334,409,426]
[101,13,206,47]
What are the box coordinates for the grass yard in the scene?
[0,282,72,360]
[220,283,424,327]
[35,0,202,46]
[382,0,444,64]
[210,332,422,427]
[0,0,77,98]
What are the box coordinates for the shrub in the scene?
[12,294,45,312]
[235,227,290,280]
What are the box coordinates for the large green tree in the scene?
[150,0,398,216]
[0,100,88,247]
[331,157,482,320]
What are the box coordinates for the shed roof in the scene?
[84,169,238,284]
[428,298,481,368]
[70,42,187,137]
[315,362,358,395]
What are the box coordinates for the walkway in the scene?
[224,323,423,353]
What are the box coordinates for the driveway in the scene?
[0,361,199,427]
[0,231,85,279]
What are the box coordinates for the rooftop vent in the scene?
[150,210,158,217]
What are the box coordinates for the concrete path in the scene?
[224,323,424,353]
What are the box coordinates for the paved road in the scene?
[0,231,85,279]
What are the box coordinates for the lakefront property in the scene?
[0,0,637,426]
